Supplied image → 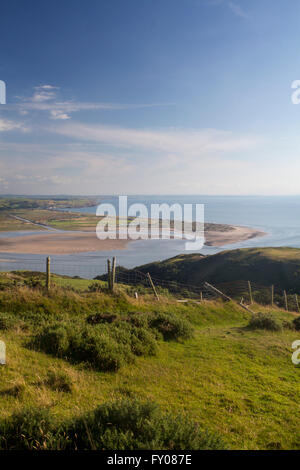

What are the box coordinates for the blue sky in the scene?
[0,0,300,195]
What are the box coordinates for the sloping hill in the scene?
[131,247,300,292]
[0,270,299,449]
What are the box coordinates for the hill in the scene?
[0,270,299,449]
[129,247,300,293]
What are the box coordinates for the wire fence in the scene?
[113,268,300,311]
[1,256,300,312]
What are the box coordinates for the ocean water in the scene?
[1,195,300,278]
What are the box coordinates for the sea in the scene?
[1,195,300,278]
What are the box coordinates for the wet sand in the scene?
[0,225,266,255]
[204,225,266,246]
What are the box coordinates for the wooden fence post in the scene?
[200,291,203,302]
[295,294,300,313]
[271,285,274,307]
[248,281,253,304]
[111,257,116,292]
[46,256,51,291]
[147,272,159,301]
[204,282,232,302]
[107,259,111,291]
[204,282,255,314]
[284,290,288,311]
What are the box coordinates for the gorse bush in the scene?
[127,312,149,328]
[148,312,194,340]
[0,400,226,450]
[86,312,119,324]
[109,322,158,357]
[33,323,128,371]
[31,311,192,371]
[67,399,225,450]
[282,320,295,330]
[247,313,282,332]
[70,326,129,371]
[34,323,70,357]
[32,321,157,371]
[292,316,300,331]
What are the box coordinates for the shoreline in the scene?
[0,225,266,255]
[205,225,266,247]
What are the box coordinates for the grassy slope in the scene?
[0,272,299,449]
[133,247,300,292]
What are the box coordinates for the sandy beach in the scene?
[204,225,266,246]
[0,225,266,255]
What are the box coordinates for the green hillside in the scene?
[0,270,299,449]
[131,247,300,293]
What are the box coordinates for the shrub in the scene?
[127,312,149,328]
[86,312,119,324]
[0,400,226,450]
[88,282,103,293]
[33,323,128,372]
[70,327,128,371]
[247,313,282,332]
[66,399,226,450]
[34,323,70,357]
[110,322,157,357]
[293,316,300,331]
[45,369,74,393]
[0,312,17,330]
[129,326,158,356]
[282,320,295,330]
[23,278,43,289]
[148,312,194,341]
[32,311,191,373]
[0,408,58,450]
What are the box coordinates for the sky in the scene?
[0,0,300,195]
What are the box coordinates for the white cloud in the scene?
[50,110,71,120]
[15,85,173,120]
[31,91,56,103]
[50,122,260,155]
[35,85,59,90]
[1,136,300,195]
[0,118,28,132]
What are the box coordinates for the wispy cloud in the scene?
[199,0,248,18]
[0,118,28,132]
[0,136,297,196]
[50,110,71,120]
[35,85,59,90]
[50,122,260,155]
[15,85,173,120]
[227,1,247,18]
